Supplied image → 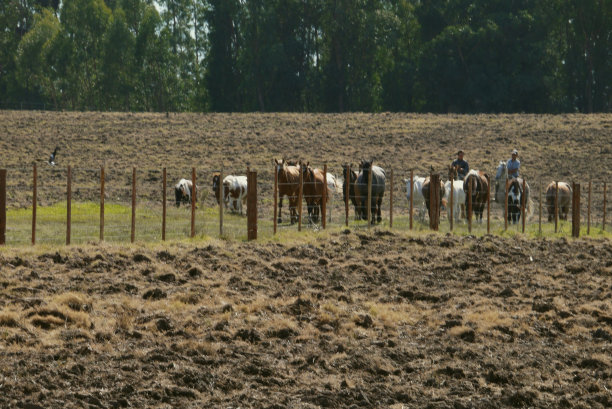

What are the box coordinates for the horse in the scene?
[443,179,466,221]
[175,178,197,207]
[421,176,445,221]
[494,161,533,222]
[342,164,361,220]
[445,165,466,221]
[326,172,339,222]
[463,170,490,223]
[213,174,247,214]
[275,159,300,224]
[545,181,572,222]
[300,161,330,224]
[404,175,427,221]
[354,160,386,224]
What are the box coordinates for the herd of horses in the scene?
[173,160,574,225]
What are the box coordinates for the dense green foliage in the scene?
[1,0,610,112]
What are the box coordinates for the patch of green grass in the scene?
[3,202,610,247]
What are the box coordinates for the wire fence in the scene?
[0,163,609,246]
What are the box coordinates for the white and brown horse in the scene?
[545,181,572,222]
[213,174,247,214]
[463,170,490,223]
[494,161,533,223]
[175,178,197,207]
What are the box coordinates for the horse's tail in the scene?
[526,197,534,221]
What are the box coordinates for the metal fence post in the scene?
[219,167,224,237]
[389,169,393,228]
[0,169,6,245]
[67,165,72,245]
[367,167,372,227]
[572,182,580,238]
[554,181,559,233]
[162,167,166,241]
[587,179,591,235]
[468,178,472,234]
[100,166,105,241]
[247,170,257,240]
[298,165,303,231]
[322,164,327,229]
[345,165,349,226]
[273,164,278,234]
[32,164,37,245]
[131,167,136,243]
[191,167,196,238]
[409,170,413,230]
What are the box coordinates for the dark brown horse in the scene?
[275,159,300,224]
[463,170,490,222]
[353,160,386,224]
[342,164,361,220]
[545,181,572,222]
[300,161,329,224]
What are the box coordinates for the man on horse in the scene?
[451,150,469,180]
[507,149,520,179]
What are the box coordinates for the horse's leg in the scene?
[277,195,283,223]
[376,196,382,223]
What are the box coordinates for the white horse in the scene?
[443,180,466,222]
[326,173,339,222]
[404,175,427,220]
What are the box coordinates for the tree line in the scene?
[1,0,610,113]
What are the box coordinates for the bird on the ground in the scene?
[48,147,59,166]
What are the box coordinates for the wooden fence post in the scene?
[32,164,37,245]
[345,165,349,226]
[409,170,413,230]
[219,168,223,237]
[162,167,166,241]
[322,164,327,229]
[191,167,196,238]
[389,169,393,228]
[131,167,136,243]
[604,182,607,231]
[273,164,278,234]
[554,181,559,233]
[0,169,6,245]
[486,175,491,235]
[468,178,472,234]
[247,170,257,240]
[298,165,303,231]
[100,166,105,241]
[587,179,591,235]
[367,167,372,227]
[429,173,440,231]
[538,178,542,235]
[572,182,580,238]
[67,165,72,245]
[521,178,526,234]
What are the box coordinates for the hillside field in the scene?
[0,111,611,408]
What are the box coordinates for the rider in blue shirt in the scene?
[451,150,469,180]
[507,149,520,178]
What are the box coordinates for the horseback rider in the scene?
[451,150,469,180]
[507,149,520,179]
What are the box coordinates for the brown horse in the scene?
[545,181,572,221]
[300,161,329,224]
[275,159,300,224]
[421,176,445,221]
[463,170,490,222]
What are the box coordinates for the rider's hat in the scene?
[512,149,518,155]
